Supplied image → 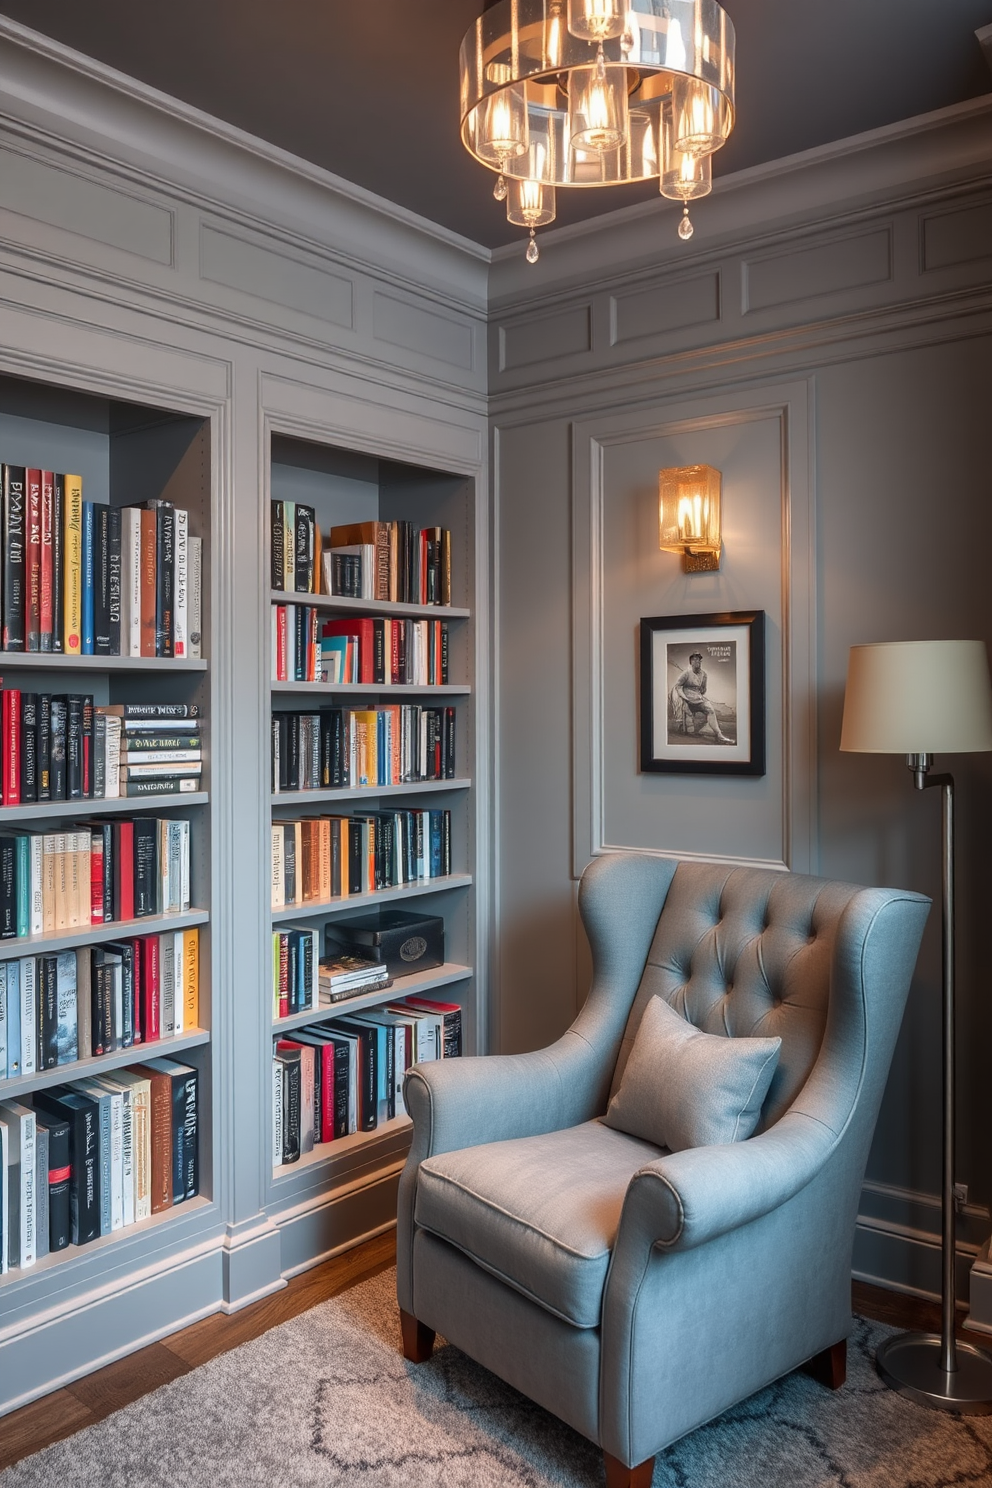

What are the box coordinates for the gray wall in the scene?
[489,100,992,1303]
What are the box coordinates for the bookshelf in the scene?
[0,372,213,1289]
[267,434,478,1185]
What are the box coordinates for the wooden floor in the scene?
[0,1245,989,1473]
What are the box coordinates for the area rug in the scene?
[3,1268,992,1487]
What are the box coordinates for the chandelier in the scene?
[459,0,735,261]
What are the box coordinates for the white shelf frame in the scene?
[270,591,469,620]
[272,960,472,1031]
[0,1027,211,1101]
[271,874,472,924]
[0,907,210,961]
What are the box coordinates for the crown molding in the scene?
[490,95,992,310]
[0,16,491,312]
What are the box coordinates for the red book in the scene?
[3,686,21,805]
[128,937,144,1045]
[390,620,401,685]
[90,834,104,923]
[113,818,135,921]
[275,605,287,682]
[322,618,375,684]
[39,471,54,652]
[141,932,161,1043]
[307,607,319,683]
[419,528,429,605]
[278,933,289,1018]
[25,469,42,652]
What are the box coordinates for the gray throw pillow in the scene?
[603,994,781,1152]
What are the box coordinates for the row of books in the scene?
[0,696,204,806]
[273,994,461,1163]
[1,928,200,1078]
[270,808,452,908]
[271,705,457,792]
[0,468,202,657]
[272,933,397,1021]
[271,607,451,687]
[0,1056,199,1271]
[0,816,192,939]
[270,505,452,607]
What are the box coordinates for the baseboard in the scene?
[275,1164,403,1278]
[853,1180,990,1306]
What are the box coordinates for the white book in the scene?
[179,819,190,913]
[109,1070,150,1222]
[270,603,279,682]
[172,931,185,1036]
[0,1101,37,1269]
[189,535,202,660]
[271,825,285,909]
[75,1079,123,1232]
[97,1077,133,1228]
[0,965,7,1076]
[272,1058,283,1167]
[41,833,58,933]
[160,933,176,1037]
[173,507,189,658]
[158,819,171,914]
[28,834,43,936]
[19,958,37,1078]
[4,962,19,1077]
[168,821,184,914]
[0,1119,7,1273]
[93,712,106,799]
[121,507,143,656]
[103,714,122,800]
[55,949,78,1065]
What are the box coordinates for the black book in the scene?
[107,506,121,656]
[284,826,297,909]
[321,708,345,788]
[66,695,84,799]
[443,705,456,780]
[276,1048,302,1163]
[440,622,448,684]
[20,692,37,803]
[286,713,300,792]
[295,505,315,594]
[32,1089,100,1245]
[2,465,26,651]
[39,952,59,1069]
[397,620,408,684]
[286,932,299,1015]
[49,695,67,800]
[372,619,386,685]
[112,703,200,720]
[0,836,16,939]
[37,1116,71,1251]
[132,817,159,916]
[271,714,282,793]
[271,502,284,592]
[51,474,63,654]
[81,695,93,799]
[298,930,314,1016]
[156,504,175,658]
[331,1017,378,1131]
[105,941,135,1048]
[90,956,115,1055]
[348,818,365,896]
[294,604,305,682]
[37,693,51,801]
[330,1036,350,1138]
[92,503,112,655]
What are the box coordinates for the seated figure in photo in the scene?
[671,651,733,744]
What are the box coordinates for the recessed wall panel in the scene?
[199,223,353,329]
[743,229,891,314]
[611,273,720,346]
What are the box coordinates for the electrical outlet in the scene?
[954,1182,968,1208]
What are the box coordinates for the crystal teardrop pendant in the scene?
[526,229,540,263]
[493,173,508,202]
[678,205,694,240]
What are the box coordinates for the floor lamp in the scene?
[841,639,992,1412]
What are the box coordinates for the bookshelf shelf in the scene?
[270,779,469,807]
[0,792,209,823]
[271,874,473,925]
[0,1027,210,1102]
[270,682,470,697]
[273,1112,412,1178]
[0,1193,214,1292]
[0,907,210,962]
[0,655,208,672]
[273,961,473,1032]
[270,591,470,621]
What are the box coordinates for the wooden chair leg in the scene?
[399,1308,435,1363]
[603,1449,655,1487]
[803,1338,847,1390]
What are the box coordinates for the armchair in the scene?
[397,853,930,1487]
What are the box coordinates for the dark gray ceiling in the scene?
[2,1,990,248]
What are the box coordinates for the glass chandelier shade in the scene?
[672,75,732,155]
[474,81,530,165]
[660,104,713,201]
[566,0,626,44]
[567,63,630,152]
[506,178,557,227]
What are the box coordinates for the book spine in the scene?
[66,695,83,799]
[122,507,142,656]
[107,505,122,656]
[49,695,66,800]
[81,501,95,655]
[139,507,156,657]
[51,474,63,653]
[271,503,284,591]
[20,692,37,803]
[180,1069,198,1200]
[46,1119,71,1251]
[132,818,158,916]
[3,687,21,805]
[188,535,202,659]
[39,954,59,1069]
[37,693,51,801]
[3,466,26,651]
[62,475,83,654]
[55,950,78,1064]
[156,505,174,657]
[173,507,188,657]
[25,468,42,651]
[92,503,112,655]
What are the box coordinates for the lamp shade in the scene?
[840,640,992,755]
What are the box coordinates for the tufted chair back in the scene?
[609,861,868,1129]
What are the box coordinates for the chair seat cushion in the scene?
[415,1120,664,1328]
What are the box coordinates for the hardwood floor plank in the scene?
[852,1280,991,1349]
[0,1391,94,1472]
[64,1342,192,1420]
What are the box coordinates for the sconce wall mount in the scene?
[659,463,722,572]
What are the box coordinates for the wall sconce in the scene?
[659,464,722,572]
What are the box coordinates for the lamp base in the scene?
[876,1331,992,1413]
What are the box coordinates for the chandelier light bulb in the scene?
[566,0,625,44]
[672,75,729,156]
[506,177,556,229]
[568,62,629,153]
[475,84,529,166]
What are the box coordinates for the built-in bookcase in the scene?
[0,373,214,1279]
[267,435,477,1180]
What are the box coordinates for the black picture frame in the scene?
[639,610,766,776]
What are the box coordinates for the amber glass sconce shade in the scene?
[659,463,722,571]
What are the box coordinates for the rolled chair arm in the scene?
[616,1110,838,1258]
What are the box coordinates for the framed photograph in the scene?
[639,610,766,776]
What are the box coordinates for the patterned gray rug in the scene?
[4,1268,992,1487]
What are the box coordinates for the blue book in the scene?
[13,836,29,939]
[429,810,443,879]
[0,963,6,1077]
[81,501,95,655]
[5,960,20,1077]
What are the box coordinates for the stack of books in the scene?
[272,995,461,1164]
[318,954,391,1004]
[117,704,203,796]
[1,926,200,1077]
[0,1056,199,1272]
[1,466,201,658]
[269,808,452,909]
[269,504,452,607]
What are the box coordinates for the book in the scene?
[62,475,83,654]
[0,1100,37,1268]
[37,1115,71,1252]
[32,1089,100,1245]
[24,469,42,651]
[2,466,26,651]
[81,501,95,654]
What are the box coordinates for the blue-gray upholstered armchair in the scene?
[397,853,930,1488]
